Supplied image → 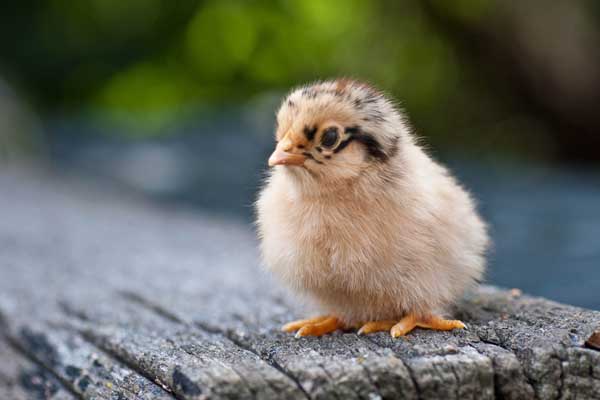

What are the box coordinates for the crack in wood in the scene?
[221,333,312,400]
[475,328,565,399]
[31,312,179,400]
[76,330,178,399]
[0,331,86,400]
[118,291,186,325]
[176,340,256,399]
[336,336,409,399]
[361,335,421,399]
[315,361,342,400]
[400,361,422,400]
[466,344,503,400]
[0,336,77,400]
[119,290,312,400]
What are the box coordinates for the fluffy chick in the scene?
[256,80,489,338]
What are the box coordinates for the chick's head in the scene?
[269,80,406,183]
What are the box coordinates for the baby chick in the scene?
[256,80,489,338]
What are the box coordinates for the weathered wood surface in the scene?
[1,166,599,400]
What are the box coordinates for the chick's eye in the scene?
[321,127,339,148]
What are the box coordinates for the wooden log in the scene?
[0,167,599,399]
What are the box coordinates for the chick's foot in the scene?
[390,314,466,338]
[281,316,343,338]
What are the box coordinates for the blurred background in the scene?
[1,0,599,308]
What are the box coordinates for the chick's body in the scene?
[257,80,489,337]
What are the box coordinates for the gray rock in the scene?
[0,166,599,399]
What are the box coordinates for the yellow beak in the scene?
[268,134,307,167]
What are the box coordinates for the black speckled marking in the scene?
[354,131,387,161]
[369,111,386,123]
[344,126,361,135]
[303,152,324,164]
[363,94,380,104]
[334,137,353,153]
[387,136,400,160]
[303,125,317,141]
[301,87,318,99]
[336,126,388,161]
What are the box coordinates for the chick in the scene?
[256,80,489,338]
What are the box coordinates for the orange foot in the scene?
[281,316,344,338]
[357,314,466,338]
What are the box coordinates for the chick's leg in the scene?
[282,316,343,337]
[390,314,465,338]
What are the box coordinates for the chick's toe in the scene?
[390,314,418,337]
[390,314,466,338]
[281,316,330,332]
[416,316,466,331]
[289,316,343,338]
[357,320,397,335]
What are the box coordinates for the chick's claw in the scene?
[281,316,343,337]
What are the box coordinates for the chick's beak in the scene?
[268,136,306,167]
[268,148,306,167]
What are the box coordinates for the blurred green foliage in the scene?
[1,1,460,126]
[1,0,599,160]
